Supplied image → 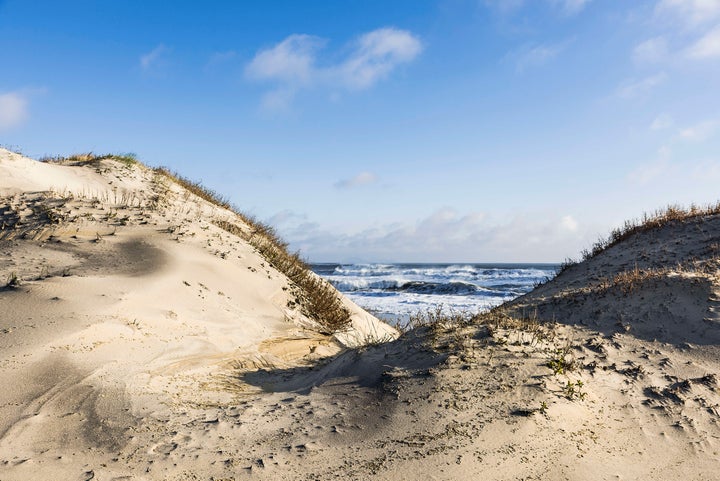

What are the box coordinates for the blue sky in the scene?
[2,0,720,262]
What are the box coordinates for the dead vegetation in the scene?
[148,168,350,334]
[40,152,139,168]
[213,220,350,333]
[3,153,352,334]
[559,202,720,273]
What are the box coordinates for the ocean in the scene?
[311,263,558,323]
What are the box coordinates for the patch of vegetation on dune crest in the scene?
[157,168,351,334]
[558,202,720,273]
[150,166,351,333]
[35,153,351,334]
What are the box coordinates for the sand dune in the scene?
[2,147,720,480]
[0,149,394,480]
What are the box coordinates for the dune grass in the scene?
[213,219,350,333]
[40,152,139,168]
[152,167,351,334]
[558,202,720,274]
[33,153,351,333]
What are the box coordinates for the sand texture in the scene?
[2,148,720,480]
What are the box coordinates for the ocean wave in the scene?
[329,278,512,297]
[312,263,557,317]
[328,264,553,281]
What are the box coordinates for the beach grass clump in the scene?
[151,169,350,333]
[213,219,350,334]
[401,305,472,332]
[5,272,20,288]
[152,167,233,210]
[40,152,139,168]
[558,202,720,272]
[150,167,351,333]
[610,265,666,294]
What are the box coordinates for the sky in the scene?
[1,0,720,263]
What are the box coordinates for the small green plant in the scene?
[539,401,548,414]
[5,272,20,288]
[563,380,586,400]
[547,345,575,375]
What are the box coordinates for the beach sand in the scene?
[1,147,719,480]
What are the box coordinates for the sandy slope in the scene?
[0,149,394,480]
[2,147,720,480]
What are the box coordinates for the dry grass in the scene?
[148,167,350,333]
[609,265,666,294]
[153,167,233,210]
[21,153,352,333]
[40,152,139,168]
[213,220,350,333]
[558,202,720,273]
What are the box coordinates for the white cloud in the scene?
[338,28,423,90]
[271,207,590,262]
[245,34,323,84]
[560,215,579,232]
[686,25,720,58]
[334,172,379,189]
[512,43,566,72]
[259,88,297,113]
[245,28,422,110]
[206,50,237,69]
[554,0,592,15]
[616,72,667,98]
[0,91,29,130]
[483,0,525,13]
[634,37,669,63]
[486,0,591,15]
[650,113,674,130]
[656,0,720,27]
[140,44,169,70]
[627,146,675,184]
[679,119,718,141]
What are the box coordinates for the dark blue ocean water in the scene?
[311,263,557,320]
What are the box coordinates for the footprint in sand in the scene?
[149,442,178,455]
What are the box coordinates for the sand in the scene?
[1,147,720,480]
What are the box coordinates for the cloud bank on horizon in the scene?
[1,0,719,262]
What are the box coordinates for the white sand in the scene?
[1,147,719,480]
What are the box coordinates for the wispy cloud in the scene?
[686,25,720,59]
[246,34,323,84]
[627,146,673,184]
[334,172,379,189]
[650,113,674,130]
[552,0,592,15]
[483,0,526,14]
[339,28,423,90]
[140,44,170,71]
[679,119,718,141]
[485,0,592,15]
[655,0,720,28]
[206,50,237,69]
[245,28,422,111]
[0,91,29,131]
[616,72,667,98]
[633,36,669,63]
[511,42,567,72]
